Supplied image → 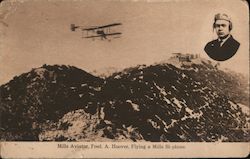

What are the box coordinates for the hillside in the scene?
[0,60,249,141]
[100,62,249,141]
[0,64,103,140]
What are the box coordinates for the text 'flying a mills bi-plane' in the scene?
[70,23,122,41]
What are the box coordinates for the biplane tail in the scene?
[70,24,79,31]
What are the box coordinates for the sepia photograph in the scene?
[0,0,249,158]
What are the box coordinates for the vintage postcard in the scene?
[0,0,249,158]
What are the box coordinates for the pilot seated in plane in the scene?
[204,13,240,61]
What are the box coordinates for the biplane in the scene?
[70,23,122,40]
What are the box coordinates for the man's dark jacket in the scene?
[204,35,240,61]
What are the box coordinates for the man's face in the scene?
[214,20,230,38]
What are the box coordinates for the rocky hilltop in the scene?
[0,64,103,140]
[0,59,249,141]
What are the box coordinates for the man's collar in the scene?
[218,34,231,42]
[217,34,231,47]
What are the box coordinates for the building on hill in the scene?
[170,53,200,62]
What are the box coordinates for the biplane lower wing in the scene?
[83,32,122,38]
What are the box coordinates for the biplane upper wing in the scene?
[84,32,122,38]
[83,23,122,31]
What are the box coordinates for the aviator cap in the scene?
[213,13,232,30]
[214,13,231,22]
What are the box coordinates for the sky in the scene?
[0,0,249,84]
